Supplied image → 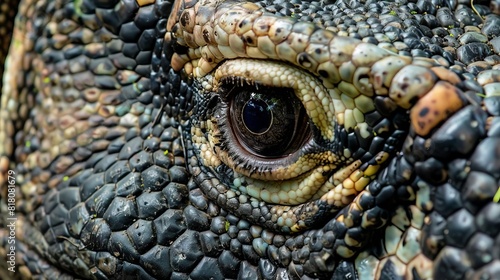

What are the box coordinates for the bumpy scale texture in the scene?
[1,0,500,279]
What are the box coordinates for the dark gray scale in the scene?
[433,247,471,279]
[457,43,492,65]
[170,230,205,272]
[462,172,498,214]
[104,196,139,231]
[191,257,225,280]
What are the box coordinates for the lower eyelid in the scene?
[233,164,337,205]
[211,125,322,181]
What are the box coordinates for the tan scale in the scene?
[410,81,465,136]
[388,65,437,109]
[477,69,500,85]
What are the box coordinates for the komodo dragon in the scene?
[1,0,500,279]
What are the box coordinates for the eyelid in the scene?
[213,58,336,141]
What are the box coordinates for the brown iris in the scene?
[226,84,311,158]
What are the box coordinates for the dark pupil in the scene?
[227,85,309,158]
[242,99,272,134]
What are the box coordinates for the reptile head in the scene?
[1,0,500,279]
[164,0,500,277]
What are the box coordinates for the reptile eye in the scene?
[226,84,311,158]
[201,58,336,182]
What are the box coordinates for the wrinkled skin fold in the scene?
[1,0,500,279]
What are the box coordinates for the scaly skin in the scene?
[1,0,500,279]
